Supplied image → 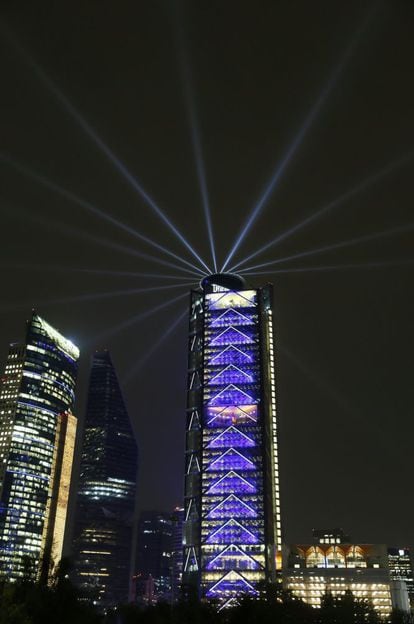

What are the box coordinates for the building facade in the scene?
[283,541,408,618]
[170,506,184,603]
[388,547,414,611]
[135,510,173,604]
[183,273,281,608]
[72,350,138,608]
[0,313,79,580]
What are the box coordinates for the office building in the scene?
[72,350,138,607]
[135,510,173,604]
[388,547,414,611]
[284,536,412,618]
[170,506,184,602]
[312,528,350,545]
[183,273,281,608]
[0,313,79,580]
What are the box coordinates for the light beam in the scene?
[0,262,198,281]
[242,258,414,277]
[280,345,353,415]
[1,24,211,274]
[239,222,414,273]
[0,153,207,276]
[0,283,191,312]
[7,205,203,278]
[123,308,188,385]
[221,4,379,271]
[230,151,414,271]
[175,27,217,271]
[91,292,189,346]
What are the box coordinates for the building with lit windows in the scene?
[135,510,173,604]
[283,538,413,618]
[182,273,281,608]
[72,350,138,608]
[312,528,350,545]
[0,313,79,581]
[171,506,184,603]
[388,547,414,611]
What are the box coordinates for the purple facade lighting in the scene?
[183,276,281,608]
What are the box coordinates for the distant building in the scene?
[0,313,79,581]
[72,350,138,608]
[284,534,412,618]
[312,528,350,545]
[388,547,414,611]
[183,273,281,607]
[170,506,184,602]
[135,510,173,604]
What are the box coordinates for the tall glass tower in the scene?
[72,350,138,608]
[0,313,79,580]
[183,274,281,607]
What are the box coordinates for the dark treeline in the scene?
[0,563,411,624]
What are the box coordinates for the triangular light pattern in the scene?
[206,570,258,596]
[208,384,255,406]
[206,495,258,519]
[211,308,254,327]
[206,544,262,570]
[208,364,253,386]
[205,471,256,495]
[209,326,254,347]
[206,426,256,449]
[209,345,253,366]
[206,448,255,472]
[183,280,280,606]
[205,518,259,545]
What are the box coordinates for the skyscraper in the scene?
[183,273,281,607]
[170,506,184,603]
[72,350,138,608]
[0,313,79,580]
[135,510,173,604]
[388,548,414,611]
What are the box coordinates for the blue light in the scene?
[201,286,267,600]
[1,29,211,274]
[221,5,378,272]
[0,154,206,277]
[238,221,414,274]
[230,151,414,272]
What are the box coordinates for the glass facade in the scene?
[183,275,281,608]
[388,547,414,610]
[0,314,79,580]
[72,350,138,608]
[135,510,173,604]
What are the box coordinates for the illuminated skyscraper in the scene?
[0,313,79,580]
[183,273,281,607]
[72,350,138,608]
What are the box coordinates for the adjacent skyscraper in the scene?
[135,510,173,604]
[0,313,79,580]
[183,273,281,607]
[72,350,138,608]
[388,548,414,611]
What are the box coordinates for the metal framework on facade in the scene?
[183,276,281,608]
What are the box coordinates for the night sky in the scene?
[1,2,413,548]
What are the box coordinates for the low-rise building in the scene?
[283,535,411,618]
